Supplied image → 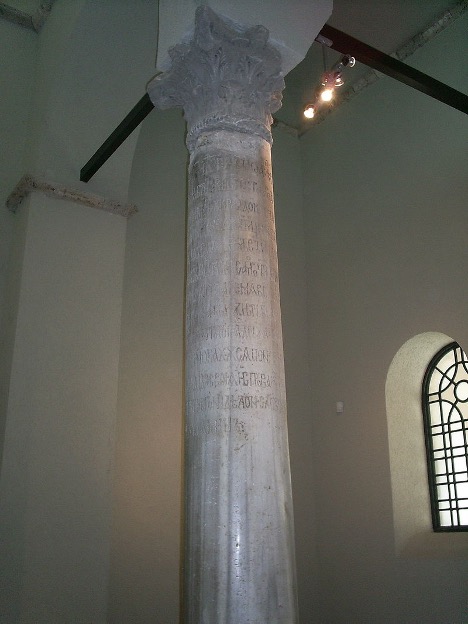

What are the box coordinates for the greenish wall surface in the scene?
[0,19,36,293]
[300,15,468,624]
[0,20,37,463]
[108,108,187,624]
[273,127,321,624]
[0,196,126,623]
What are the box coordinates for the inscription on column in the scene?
[186,150,284,438]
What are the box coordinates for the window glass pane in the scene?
[451,431,464,448]
[456,482,468,499]
[437,484,449,499]
[439,510,451,526]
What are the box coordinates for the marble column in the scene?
[148,7,297,622]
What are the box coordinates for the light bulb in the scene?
[320,87,334,102]
[303,104,315,119]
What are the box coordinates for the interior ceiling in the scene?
[277,0,459,132]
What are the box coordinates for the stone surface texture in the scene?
[149,6,284,151]
[6,174,137,217]
[155,0,332,75]
[148,6,297,623]
[0,1,56,32]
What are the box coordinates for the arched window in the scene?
[422,342,468,531]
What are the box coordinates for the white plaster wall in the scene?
[0,19,36,276]
[26,0,159,202]
[108,108,187,624]
[300,14,468,624]
[273,128,321,624]
[0,20,38,460]
[0,3,160,618]
[0,195,126,623]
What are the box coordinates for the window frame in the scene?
[422,341,468,532]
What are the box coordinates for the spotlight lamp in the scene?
[334,74,345,87]
[303,54,355,119]
[320,85,334,102]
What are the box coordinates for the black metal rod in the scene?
[318,24,468,116]
[80,93,154,182]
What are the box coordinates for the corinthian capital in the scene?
[147,5,285,149]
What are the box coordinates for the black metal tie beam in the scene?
[318,24,468,116]
[80,26,468,183]
[80,94,154,182]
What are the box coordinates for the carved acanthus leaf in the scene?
[147,6,284,147]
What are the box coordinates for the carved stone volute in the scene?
[147,5,285,150]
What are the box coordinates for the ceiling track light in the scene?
[304,53,355,119]
[303,103,316,119]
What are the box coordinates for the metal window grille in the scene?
[422,342,468,531]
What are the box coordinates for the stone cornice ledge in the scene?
[6,174,137,218]
[0,1,56,32]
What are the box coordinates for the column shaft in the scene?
[147,7,298,621]
[185,129,296,622]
